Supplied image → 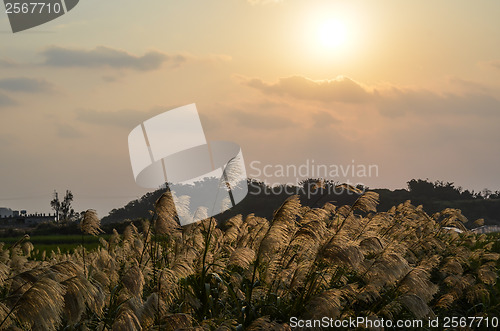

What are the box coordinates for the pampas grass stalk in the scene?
[81,209,102,277]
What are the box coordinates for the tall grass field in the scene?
[0,189,498,330]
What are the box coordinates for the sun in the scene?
[317,19,347,50]
[298,8,360,62]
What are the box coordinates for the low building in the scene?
[24,214,57,226]
[0,208,57,227]
[471,225,500,234]
[0,207,14,218]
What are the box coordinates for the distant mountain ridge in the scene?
[102,178,500,227]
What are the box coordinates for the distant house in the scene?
[0,207,57,227]
[23,214,57,226]
[0,207,14,218]
[471,225,500,234]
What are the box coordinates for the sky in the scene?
[1,0,499,217]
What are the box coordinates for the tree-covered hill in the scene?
[102,179,500,227]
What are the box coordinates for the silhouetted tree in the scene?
[61,190,75,222]
[51,190,75,222]
[407,179,434,198]
[50,190,61,222]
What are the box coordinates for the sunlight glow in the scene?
[317,19,347,50]
[299,10,358,63]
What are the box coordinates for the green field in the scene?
[0,234,110,259]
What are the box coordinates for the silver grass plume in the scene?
[288,262,312,291]
[399,267,438,303]
[139,292,166,328]
[466,283,489,304]
[259,195,301,260]
[246,316,291,331]
[304,288,346,319]
[443,274,475,294]
[441,258,464,276]
[294,209,328,245]
[0,244,9,264]
[238,215,269,250]
[280,208,329,279]
[91,269,112,292]
[478,265,497,285]
[193,206,209,223]
[10,272,65,330]
[140,293,158,328]
[435,208,469,232]
[435,292,459,310]
[21,242,34,257]
[109,228,121,250]
[336,183,363,194]
[379,300,404,320]
[99,237,109,250]
[160,313,193,329]
[362,253,410,289]
[220,197,233,215]
[94,248,119,277]
[123,224,136,243]
[9,253,27,273]
[483,241,495,250]
[50,261,104,319]
[323,202,336,214]
[321,243,364,270]
[356,284,382,304]
[0,302,12,329]
[155,191,180,235]
[112,308,142,331]
[80,209,102,236]
[474,218,485,226]
[229,247,256,269]
[49,261,82,280]
[122,263,145,297]
[359,237,384,255]
[62,274,104,324]
[133,238,144,256]
[398,294,435,319]
[419,255,441,272]
[172,194,191,223]
[437,208,469,223]
[158,259,194,305]
[353,191,380,213]
[0,262,10,288]
[481,251,500,262]
[224,214,243,244]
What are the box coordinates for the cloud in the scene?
[312,111,340,128]
[77,105,296,132]
[448,76,491,93]
[40,46,185,71]
[483,59,500,70]
[244,75,372,103]
[101,75,120,83]
[56,124,84,139]
[0,58,20,68]
[244,74,500,118]
[0,92,16,107]
[0,77,54,93]
[232,110,296,130]
[247,0,283,4]
[75,107,172,129]
[378,88,500,118]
